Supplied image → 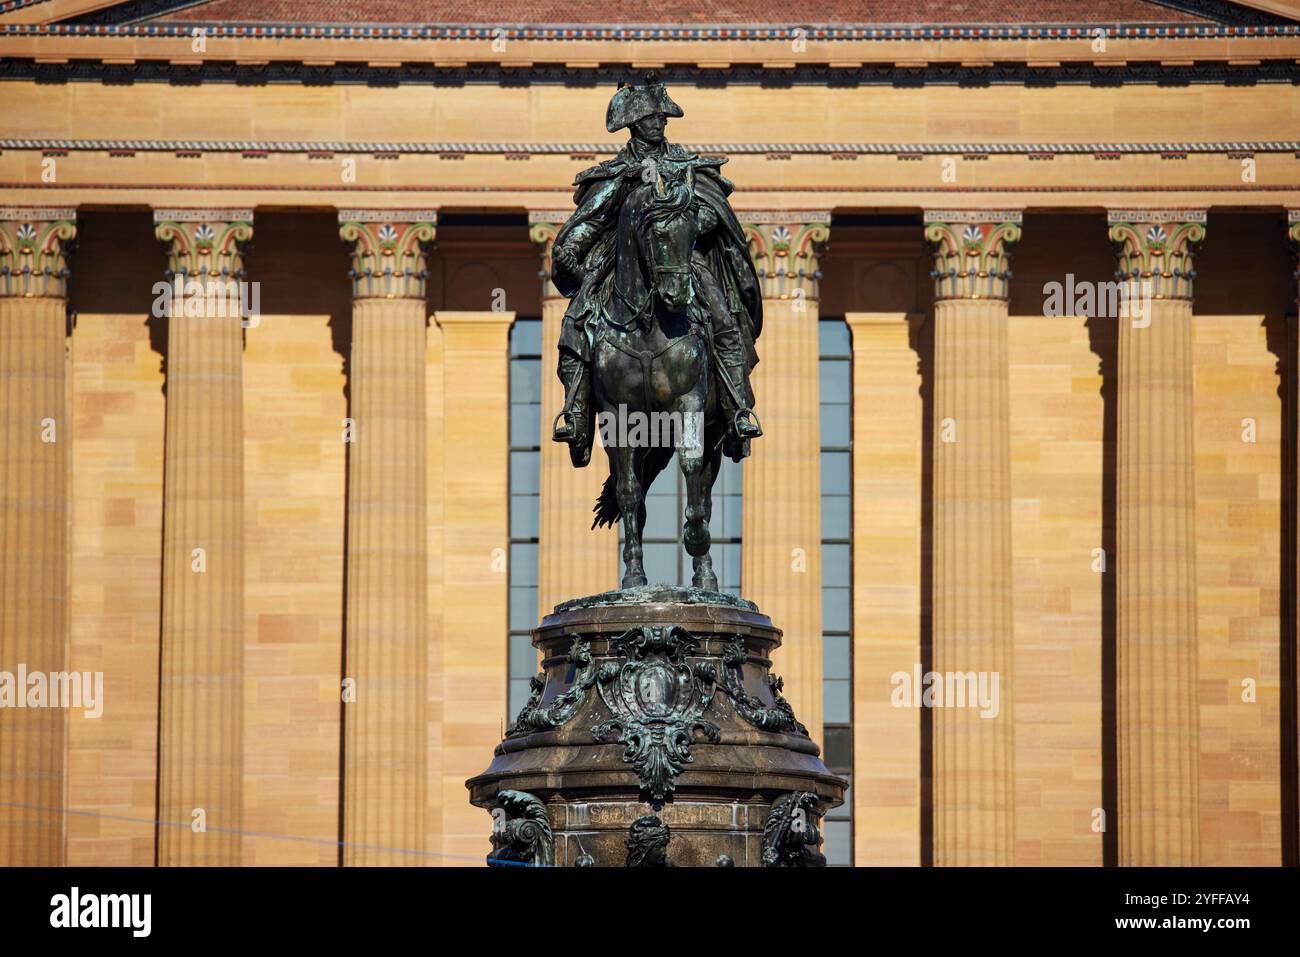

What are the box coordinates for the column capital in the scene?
[528,210,570,301]
[923,210,1022,302]
[337,209,437,300]
[153,208,254,282]
[0,206,77,298]
[740,211,831,302]
[1107,209,1207,301]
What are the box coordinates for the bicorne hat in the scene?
[605,73,684,133]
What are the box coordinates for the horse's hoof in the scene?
[621,569,648,589]
[692,571,719,592]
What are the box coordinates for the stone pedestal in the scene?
[467,588,845,867]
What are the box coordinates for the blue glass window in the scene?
[508,319,543,720]
[820,317,853,865]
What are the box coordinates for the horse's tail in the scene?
[592,471,620,530]
[591,445,676,530]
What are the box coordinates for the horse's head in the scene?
[629,163,699,314]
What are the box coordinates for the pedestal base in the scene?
[466,587,846,867]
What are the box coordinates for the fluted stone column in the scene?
[530,212,617,614]
[154,209,252,865]
[924,211,1021,866]
[1107,210,1206,865]
[740,212,830,741]
[337,211,436,865]
[1109,210,1205,865]
[1290,209,1300,842]
[0,207,76,865]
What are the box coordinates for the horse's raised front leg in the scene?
[613,444,647,589]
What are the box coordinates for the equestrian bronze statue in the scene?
[548,75,764,591]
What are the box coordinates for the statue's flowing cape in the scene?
[551,141,763,369]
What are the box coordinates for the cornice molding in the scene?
[4,21,1299,40]
[6,138,1298,157]
[2,57,1297,87]
[9,182,1300,199]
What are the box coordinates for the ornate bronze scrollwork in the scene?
[506,636,606,738]
[718,637,809,737]
[487,790,554,867]
[591,625,721,806]
[761,792,827,868]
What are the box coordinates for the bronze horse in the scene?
[588,164,726,591]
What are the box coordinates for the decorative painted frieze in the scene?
[337,209,437,300]
[923,210,1023,301]
[2,21,1296,41]
[741,211,831,301]
[0,207,76,298]
[528,210,569,301]
[1107,209,1207,301]
[153,209,254,282]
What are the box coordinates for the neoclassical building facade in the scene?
[1,0,1298,866]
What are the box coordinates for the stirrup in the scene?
[552,409,579,443]
[733,409,763,439]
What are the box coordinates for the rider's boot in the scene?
[716,349,762,461]
[727,360,763,441]
[552,352,594,468]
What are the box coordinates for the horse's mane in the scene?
[631,174,693,226]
